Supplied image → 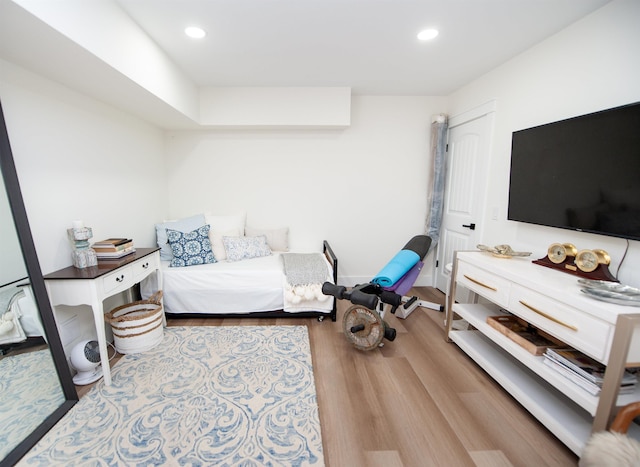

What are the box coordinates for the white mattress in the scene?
[140,253,333,315]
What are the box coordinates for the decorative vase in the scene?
[67,221,97,268]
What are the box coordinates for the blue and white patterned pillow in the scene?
[155,213,206,261]
[166,225,216,267]
[223,235,272,262]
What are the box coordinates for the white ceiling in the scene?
[115,0,611,95]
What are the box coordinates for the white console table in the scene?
[44,247,162,386]
[446,251,640,455]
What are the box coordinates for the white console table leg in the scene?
[90,299,111,386]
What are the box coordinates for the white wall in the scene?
[1,59,168,356]
[0,182,27,285]
[11,0,200,121]
[449,0,640,287]
[165,95,447,284]
[1,59,167,273]
[199,87,351,128]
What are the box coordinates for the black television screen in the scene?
[508,102,640,241]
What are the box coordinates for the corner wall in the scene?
[449,0,640,287]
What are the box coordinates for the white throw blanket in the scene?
[281,253,331,306]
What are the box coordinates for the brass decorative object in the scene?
[547,243,577,264]
[533,243,616,281]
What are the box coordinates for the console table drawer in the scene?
[457,261,511,308]
[133,254,159,281]
[509,285,613,362]
[102,266,133,295]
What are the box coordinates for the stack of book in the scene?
[544,347,638,396]
[92,238,135,260]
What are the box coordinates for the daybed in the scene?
[140,213,337,321]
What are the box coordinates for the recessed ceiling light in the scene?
[185,26,206,39]
[417,29,439,41]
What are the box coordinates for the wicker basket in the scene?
[105,291,164,354]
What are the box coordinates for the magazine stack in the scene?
[544,347,637,396]
[92,238,135,260]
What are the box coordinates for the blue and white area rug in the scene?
[0,349,65,459]
[19,326,325,466]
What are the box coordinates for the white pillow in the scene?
[205,212,246,261]
[0,293,27,345]
[245,226,289,252]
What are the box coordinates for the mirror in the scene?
[0,100,77,466]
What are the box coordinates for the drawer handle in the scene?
[519,300,578,331]
[463,274,497,291]
[142,262,149,269]
[115,275,125,283]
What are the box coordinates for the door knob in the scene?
[462,223,476,230]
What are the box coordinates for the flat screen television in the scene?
[507,101,640,241]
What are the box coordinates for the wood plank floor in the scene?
[80,287,579,466]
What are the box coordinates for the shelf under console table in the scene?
[445,250,640,456]
[44,247,163,386]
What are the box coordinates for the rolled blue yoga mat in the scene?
[384,261,424,296]
[371,249,420,287]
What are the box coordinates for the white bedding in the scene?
[0,284,45,345]
[140,253,334,315]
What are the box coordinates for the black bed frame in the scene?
[164,240,338,322]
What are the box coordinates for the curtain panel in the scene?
[424,115,448,247]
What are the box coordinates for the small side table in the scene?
[44,247,162,386]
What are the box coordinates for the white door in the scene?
[435,103,495,292]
